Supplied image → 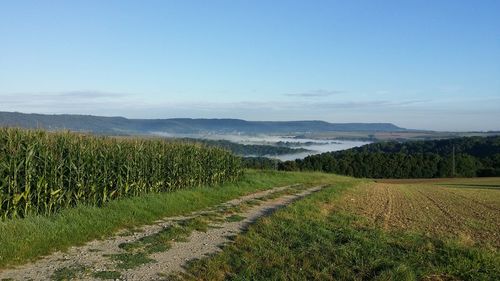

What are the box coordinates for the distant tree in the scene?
[278,161,300,171]
[278,136,500,178]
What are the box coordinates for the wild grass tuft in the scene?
[50,264,86,281]
[107,252,155,269]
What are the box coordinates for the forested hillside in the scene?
[279,136,500,178]
[0,111,406,135]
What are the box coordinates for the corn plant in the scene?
[0,128,243,219]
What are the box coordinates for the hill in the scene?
[0,111,407,135]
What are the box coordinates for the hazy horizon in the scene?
[5,109,500,133]
[1,1,499,131]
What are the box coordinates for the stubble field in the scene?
[339,178,500,247]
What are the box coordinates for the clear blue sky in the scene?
[1,0,499,131]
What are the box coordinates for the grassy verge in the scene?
[0,170,345,269]
[180,181,500,280]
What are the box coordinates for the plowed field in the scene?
[339,178,500,247]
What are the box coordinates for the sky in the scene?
[1,0,499,131]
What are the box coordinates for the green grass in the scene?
[107,252,156,269]
[225,214,245,222]
[0,170,344,269]
[118,217,211,256]
[112,183,307,266]
[179,181,500,281]
[111,198,243,268]
[50,264,86,281]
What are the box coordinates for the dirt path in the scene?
[0,184,325,281]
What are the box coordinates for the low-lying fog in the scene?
[153,132,370,161]
[266,139,370,161]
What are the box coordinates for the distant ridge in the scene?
[0,111,408,135]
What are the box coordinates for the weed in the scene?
[50,264,86,281]
[225,215,245,222]
[108,252,155,269]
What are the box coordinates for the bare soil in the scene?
[376,177,500,186]
[338,182,500,247]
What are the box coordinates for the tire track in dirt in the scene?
[378,185,393,230]
[426,187,500,243]
[443,188,500,212]
[403,187,447,233]
[0,184,325,281]
[415,189,462,226]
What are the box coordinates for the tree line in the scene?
[245,136,500,178]
[183,138,308,157]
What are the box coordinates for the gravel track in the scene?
[0,184,325,281]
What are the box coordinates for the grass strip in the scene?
[107,252,156,270]
[50,264,87,281]
[0,170,345,268]
[225,214,245,222]
[118,217,210,256]
[112,183,306,266]
[180,181,500,281]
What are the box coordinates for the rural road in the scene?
[0,184,325,281]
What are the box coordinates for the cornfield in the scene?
[0,128,242,219]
